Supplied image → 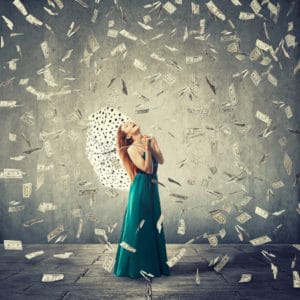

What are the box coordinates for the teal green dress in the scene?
[114,152,170,279]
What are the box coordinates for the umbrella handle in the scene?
[93,145,130,155]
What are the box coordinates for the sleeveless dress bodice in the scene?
[113,151,170,279]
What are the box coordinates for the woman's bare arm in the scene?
[150,137,164,164]
[127,145,153,174]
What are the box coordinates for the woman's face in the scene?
[121,121,139,138]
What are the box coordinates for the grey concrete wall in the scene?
[0,0,299,244]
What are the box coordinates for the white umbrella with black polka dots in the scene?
[86,106,132,191]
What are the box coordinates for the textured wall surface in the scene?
[0,0,299,244]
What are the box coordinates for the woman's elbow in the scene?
[145,167,154,174]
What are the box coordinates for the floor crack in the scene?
[74,267,89,283]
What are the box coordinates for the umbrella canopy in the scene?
[86,106,133,191]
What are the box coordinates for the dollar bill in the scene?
[166,248,186,267]
[20,112,34,126]
[76,218,83,239]
[260,56,272,66]
[88,34,100,53]
[25,14,43,26]
[53,252,73,259]
[43,68,57,87]
[250,47,262,60]
[183,26,188,41]
[255,206,269,219]
[235,225,244,241]
[156,215,164,234]
[8,205,24,213]
[47,225,64,242]
[191,2,200,14]
[239,12,255,20]
[206,0,226,21]
[151,33,164,40]
[285,34,296,48]
[23,182,32,198]
[136,219,145,233]
[195,268,201,284]
[38,202,57,213]
[25,250,44,260]
[208,256,220,267]
[0,100,17,107]
[103,256,115,272]
[227,42,240,53]
[177,218,186,235]
[54,234,67,243]
[186,56,203,64]
[138,21,153,30]
[41,274,64,282]
[95,228,107,240]
[220,35,239,42]
[163,73,176,85]
[232,142,241,157]
[119,29,137,41]
[143,15,151,24]
[256,39,271,51]
[209,210,226,224]
[4,240,23,250]
[111,43,127,56]
[78,188,97,196]
[43,140,53,157]
[267,73,277,86]
[283,152,292,176]
[272,209,286,217]
[219,228,226,239]
[284,106,293,119]
[61,49,73,63]
[91,8,99,23]
[40,41,49,59]
[228,83,238,105]
[120,241,136,253]
[23,218,44,227]
[214,255,229,272]
[12,0,28,16]
[199,19,206,34]
[293,271,300,288]
[133,58,147,71]
[135,108,149,114]
[150,52,165,62]
[271,263,278,279]
[250,0,262,14]
[208,234,218,246]
[239,273,252,283]
[249,235,272,246]
[231,0,242,6]
[2,16,14,30]
[250,70,262,86]
[271,180,285,189]
[255,110,271,124]
[236,212,252,224]
[163,1,177,14]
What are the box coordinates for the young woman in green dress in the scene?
[114,121,170,279]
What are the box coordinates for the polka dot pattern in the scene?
[86,106,132,191]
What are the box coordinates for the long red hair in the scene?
[116,124,138,183]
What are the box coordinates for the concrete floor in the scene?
[0,244,299,299]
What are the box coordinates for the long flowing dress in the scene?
[113,151,170,279]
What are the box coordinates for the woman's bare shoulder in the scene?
[128,144,144,156]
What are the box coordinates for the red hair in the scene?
[116,124,138,183]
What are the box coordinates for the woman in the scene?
[113,120,170,279]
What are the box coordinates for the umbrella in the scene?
[86,105,133,191]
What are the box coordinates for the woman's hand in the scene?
[141,135,153,150]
